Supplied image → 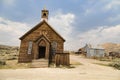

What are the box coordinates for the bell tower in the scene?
[41,7,49,21]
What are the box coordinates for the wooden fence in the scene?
[55,53,70,66]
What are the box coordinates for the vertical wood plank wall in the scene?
[55,53,70,66]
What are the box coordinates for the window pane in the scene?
[28,41,33,54]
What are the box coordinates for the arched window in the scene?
[28,41,33,54]
[43,13,46,16]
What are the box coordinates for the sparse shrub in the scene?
[13,54,18,56]
[7,56,17,60]
[92,56,98,59]
[1,54,4,56]
[6,52,10,54]
[0,60,6,65]
[99,58,111,61]
[109,62,120,70]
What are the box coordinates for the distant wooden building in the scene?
[18,8,68,67]
[79,44,105,58]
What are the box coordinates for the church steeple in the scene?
[41,7,49,21]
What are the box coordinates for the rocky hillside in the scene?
[101,43,120,54]
[0,44,19,60]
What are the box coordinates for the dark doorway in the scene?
[38,46,46,58]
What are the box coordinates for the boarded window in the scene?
[27,41,33,54]
[51,41,57,54]
[51,41,57,49]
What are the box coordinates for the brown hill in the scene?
[0,44,19,60]
[101,43,120,54]
[0,44,19,50]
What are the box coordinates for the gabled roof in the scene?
[19,20,65,42]
[35,34,50,43]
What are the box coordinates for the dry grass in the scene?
[0,59,83,69]
[93,63,109,67]
[94,58,120,70]
[0,60,31,69]
[109,58,120,70]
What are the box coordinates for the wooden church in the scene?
[18,8,68,67]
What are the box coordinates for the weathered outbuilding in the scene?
[79,44,105,58]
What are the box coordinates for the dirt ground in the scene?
[0,55,120,80]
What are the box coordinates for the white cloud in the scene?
[1,0,15,6]
[84,9,93,16]
[83,0,120,16]
[0,17,30,46]
[108,14,120,22]
[49,11,75,51]
[77,25,120,49]
[49,12,75,37]
[104,0,120,10]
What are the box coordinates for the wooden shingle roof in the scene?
[19,20,65,42]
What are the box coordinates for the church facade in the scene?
[18,9,65,63]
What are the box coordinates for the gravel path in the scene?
[0,55,120,80]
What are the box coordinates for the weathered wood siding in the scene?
[55,53,70,66]
[18,21,65,63]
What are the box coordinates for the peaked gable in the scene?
[35,34,50,43]
[19,20,65,42]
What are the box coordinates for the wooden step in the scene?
[31,59,49,68]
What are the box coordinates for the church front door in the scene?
[38,46,46,58]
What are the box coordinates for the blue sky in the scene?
[0,0,120,50]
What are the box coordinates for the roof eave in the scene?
[19,20,66,42]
